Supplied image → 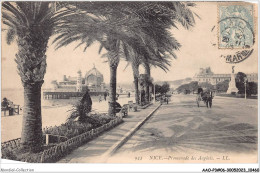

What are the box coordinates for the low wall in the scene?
[40,116,123,163]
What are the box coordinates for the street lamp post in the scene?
[244,77,247,99]
[153,83,156,103]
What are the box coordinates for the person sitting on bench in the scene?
[1,98,9,110]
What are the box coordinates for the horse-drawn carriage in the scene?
[196,88,214,108]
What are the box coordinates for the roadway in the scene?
[108,94,258,163]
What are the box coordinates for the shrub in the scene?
[67,90,92,123]
[2,145,50,163]
[216,80,229,92]
[176,81,199,94]
[2,147,17,160]
[43,121,92,139]
[88,113,113,128]
[248,82,257,95]
[43,113,114,139]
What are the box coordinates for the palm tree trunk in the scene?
[144,63,151,103]
[131,62,140,104]
[21,81,43,152]
[133,76,140,104]
[108,63,118,116]
[145,83,149,103]
[140,84,145,105]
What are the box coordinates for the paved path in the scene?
[58,103,160,163]
[109,95,258,163]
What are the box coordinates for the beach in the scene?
[1,88,134,142]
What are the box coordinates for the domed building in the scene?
[84,66,105,91]
[50,66,106,93]
[84,66,106,92]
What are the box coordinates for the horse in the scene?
[201,91,213,108]
[196,88,213,108]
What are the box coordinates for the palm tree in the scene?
[119,2,198,105]
[2,2,68,152]
[139,2,197,103]
[53,10,132,116]
[126,53,170,105]
[53,2,198,114]
[52,2,168,115]
[142,55,172,103]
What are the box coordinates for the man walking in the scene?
[99,94,102,102]
[104,92,107,101]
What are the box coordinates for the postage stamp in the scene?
[218,4,254,49]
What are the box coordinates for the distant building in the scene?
[193,67,257,85]
[51,66,106,92]
[247,73,258,83]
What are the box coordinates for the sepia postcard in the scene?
[1,1,259,172]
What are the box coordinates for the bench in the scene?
[44,134,68,145]
[1,103,20,116]
[128,101,137,112]
[116,104,128,117]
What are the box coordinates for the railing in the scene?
[43,91,107,99]
[1,138,21,150]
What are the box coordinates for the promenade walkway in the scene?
[58,103,160,163]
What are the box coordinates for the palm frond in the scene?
[123,62,131,72]
[6,28,16,45]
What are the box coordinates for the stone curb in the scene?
[138,103,153,109]
[101,103,162,161]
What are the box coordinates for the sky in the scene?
[1,2,258,89]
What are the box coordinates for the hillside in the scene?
[156,77,193,89]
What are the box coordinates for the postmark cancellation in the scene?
[218,4,254,49]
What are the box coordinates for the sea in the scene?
[1,88,100,109]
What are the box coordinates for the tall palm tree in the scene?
[142,55,172,103]
[119,2,198,105]
[125,52,170,105]
[54,1,198,114]
[53,10,134,116]
[53,2,169,115]
[140,57,171,103]
[139,2,197,103]
[2,2,67,152]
